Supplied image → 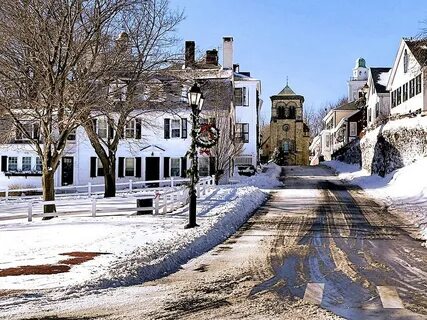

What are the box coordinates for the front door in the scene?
[145,157,160,186]
[61,157,74,186]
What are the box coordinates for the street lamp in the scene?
[185,83,204,229]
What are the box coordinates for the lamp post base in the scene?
[184,223,199,229]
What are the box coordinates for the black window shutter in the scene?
[163,157,170,178]
[135,118,142,139]
[33,123,40,140]
[118,157,124,178]
[209,157,216,176]
[181,157,187,177]
[135,157,142,178]
[108,123,114,139]
[92,119,97,131]
[181,118,187,139]
[164,119,170,139]
[90,157,97,178]
[1,156,7,172]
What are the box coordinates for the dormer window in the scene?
[15,122,39,141]
[403,49,409,73]
[109,80,127,102]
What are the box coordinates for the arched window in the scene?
[403,49,408,73]
[277,106,285,119]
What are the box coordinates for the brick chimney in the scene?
[185,41,195,68]
[205,49,218,65]
[223,37,233,69]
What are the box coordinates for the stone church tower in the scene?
[264,84,310,165]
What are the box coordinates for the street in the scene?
[6,165,427,320]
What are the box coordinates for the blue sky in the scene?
[170,0,427,121]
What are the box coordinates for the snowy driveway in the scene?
[2,165,427,319]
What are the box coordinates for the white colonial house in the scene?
[233,67,262,166]
[387,38,427,116]
[0,37,262,189]
[366,67,391,127]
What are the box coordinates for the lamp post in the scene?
[185,83,204,229]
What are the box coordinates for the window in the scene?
[36,157,42,171]
[349,122,357,136]
[22,157,31,171]
[125,158,134,176]
[98,118,108,139]
[15,122,39,140]
[396,87,402,105]
[125,120,135,138]
[171,119,181,138]
[375,102,380,118]
[368,109,372,122]
[391,90,396,108]
[199,157,209,177]
[409,79,415,98]
[416,74,422,95]
[403,49,409,73]
[170,158,180,177]
[235,123,249,143]
[234,87,248,106]
[8,157,17,171]
[283,140,293,152]
[97,158,104,176]
[109,81,127,101]
[403,83,408,102]
[67,129,76,141]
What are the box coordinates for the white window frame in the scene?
[171,119,181,138]
[109,80,127,102]
[97,118,108,139]
[8,157,18,171]
[22,157,32,171]
[125,158,135,177]
[234,87,249,106]
[35,157,42,172]
[349,122,357,137]
[170,158,181,177]
[15,122,38,141]
[125,120,135,139]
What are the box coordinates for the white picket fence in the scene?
[4,176,215,222]
[0,176,198,201]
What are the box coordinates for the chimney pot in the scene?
[206,49,218,66]
[185,41,195,68]
[223,37,234,69]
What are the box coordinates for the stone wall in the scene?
[337,117,427,176]
[332,138,361,166]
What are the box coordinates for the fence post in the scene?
[91,198,97,217]
[196,183,201,197]
[162,194,167,214]
[5,186,9,201]
[154,193,160,214]
[170,177,174,188]
[129,179,133,192]
[88,182,92,197]
[27,202,33,222]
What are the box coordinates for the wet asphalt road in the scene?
[4,165,427,320]
[252,166,427,319]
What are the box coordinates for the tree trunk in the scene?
[104,161,116,198]
[42,170,56,219]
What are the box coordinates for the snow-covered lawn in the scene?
[323,159,427,244]
[0,164,282,298]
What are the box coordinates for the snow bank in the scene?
[231,163,283,188]
[324,159,427,244]
[0,164,285,298]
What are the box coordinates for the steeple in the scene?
[278,84,296,96]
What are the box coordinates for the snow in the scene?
[0,165,281,300]
[231,163,283,189]
[377,70,391,87]
[323,159,427,244]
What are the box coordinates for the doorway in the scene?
[145,157,160,186]
[61,157,74,186]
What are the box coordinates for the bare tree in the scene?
[304,96,347,137]
[0,0,130,213]
[79,0,184,197]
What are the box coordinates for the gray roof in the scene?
[335,101,358,111]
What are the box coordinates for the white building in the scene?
[348,58,368,102]
[233,68,262,166]
[0,37,262,189]
[366,67,391,128]
[387,38,427,116]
